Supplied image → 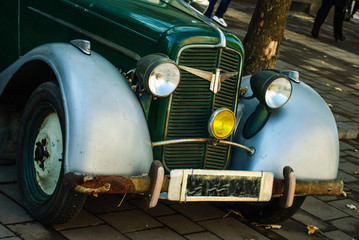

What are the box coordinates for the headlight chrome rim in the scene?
[250,70,293,110]
[136,54,181,97]
[148,62,181,97]
[208,108,236,139]
[265,77,292,109]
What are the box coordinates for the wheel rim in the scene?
[33,112,63,195]
[24,103,63,204]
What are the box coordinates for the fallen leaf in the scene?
[223,209,243,218]
[353,64,359,68]
[93,193,98,197]
[334,87,343,92]
[307,225,323,235]
[346,204,359,213]
[328,104,333,108]
[354,149,358,153]
[254,223,281,229]
[341,191,347,197]
[356,83,359,86]
[326,83,331,86]
[352,171,358,174]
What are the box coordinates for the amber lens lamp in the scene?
[208,108,236,139]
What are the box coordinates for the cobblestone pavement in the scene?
[1,2,359,240]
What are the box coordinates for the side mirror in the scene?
[184,0,209,14]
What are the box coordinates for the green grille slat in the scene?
[163,47,241,171]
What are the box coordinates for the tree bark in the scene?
[243,0,292,75]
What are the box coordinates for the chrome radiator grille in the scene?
[163,47,242,171]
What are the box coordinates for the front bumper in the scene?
[63,161,344,208]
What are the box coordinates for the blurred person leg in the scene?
[204,0,218,18]
[212,0,231,27]
[352,0,359,16]
[311,0,336,38]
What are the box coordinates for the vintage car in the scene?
[0,0,343,225]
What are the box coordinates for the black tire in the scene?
[234,196,306,224]
[17,82,86,225]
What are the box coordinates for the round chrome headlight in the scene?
[250,70,292,109]
[136,54,181,97]
[148,62,180,97]
[208,108,236,139]
[265,77,292,109]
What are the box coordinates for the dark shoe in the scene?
[311,31,319,38]
[335,36,346,41]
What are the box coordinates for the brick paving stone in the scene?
[198,217,269,240]
[300,196,348,221]
[184,231,221,240]
[125,227,184,240]
[339,161,359,175]
[8,222,65,240]
[345,149,359,159]
[345,181,359,192]
[170,202,225,221]
[84,194,135,214]
[0,184,22,206]
[0,224,14,238]
[324,230,355,240]
[336,170,359,183]
[53,209,104,231]
[315,195,343,202]
[60,224,127,240]
[272,219,326,240]
[328,199,359,219]
[0,165,16,183]
[129,199,176,217]
[329,217,359,237]
[0,193,33,224]
[291,209,335,232]
[340,141,357,151]
[98,209,162,233]
[156,214,204,235]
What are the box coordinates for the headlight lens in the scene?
[265,77,292,109]
[208,108,236,139]
[148,62,180,97]
[250,70,292,109]
[136,54,181,97]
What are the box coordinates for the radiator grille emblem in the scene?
[179,65,238,94]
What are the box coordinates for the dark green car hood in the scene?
[71,0,219,44]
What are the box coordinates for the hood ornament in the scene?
[179,65,238,94]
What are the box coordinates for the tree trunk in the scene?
[243,0,292,75]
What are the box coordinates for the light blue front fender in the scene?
[0,43,153,176]
[230,76,339,180]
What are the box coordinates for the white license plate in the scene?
[167,169,273,202]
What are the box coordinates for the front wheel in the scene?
[234,196,306,224]
[17,82,86,225]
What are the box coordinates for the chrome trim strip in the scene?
[28,7,141,62]
[207,22,226,48]
[153,138,254,155]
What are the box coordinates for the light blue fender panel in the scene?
[230,76,339,180]
[0,43,153,176]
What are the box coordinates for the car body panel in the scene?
[1,43,153,176]
[231,76,339,180]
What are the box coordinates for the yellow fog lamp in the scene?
[208,108,236,139]
[136,54,181,97]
